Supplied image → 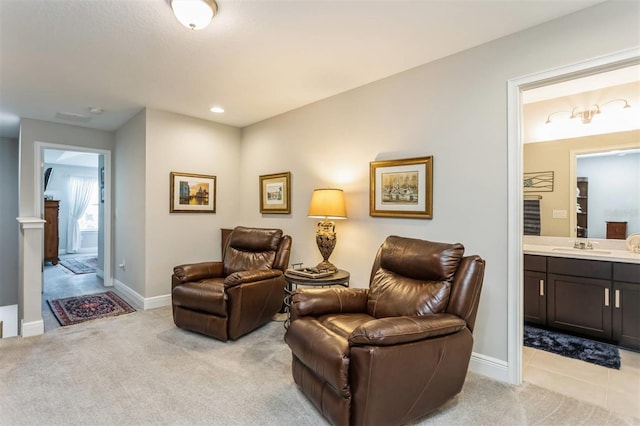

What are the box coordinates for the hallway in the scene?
[42,255,105,332]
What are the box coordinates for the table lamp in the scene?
[308,188,347,272]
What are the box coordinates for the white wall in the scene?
[0,137,19,306]
[578,152,640,238]
[240,1,640,364]
[114,110,147,297]
[144,108,242,298]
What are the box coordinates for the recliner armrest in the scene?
[224,269,282,288]
[173,261,224,283]
[349,313,466,346]
[291,288,368,317]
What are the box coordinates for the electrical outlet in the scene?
[552,209,568,219]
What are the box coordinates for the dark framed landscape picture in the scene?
[259,172,291,214]
[370,156,433,218]
[170,172,216,213]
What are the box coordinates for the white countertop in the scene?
[523,236,640,264]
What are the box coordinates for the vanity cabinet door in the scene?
[524,271,546,325]
[612,282,640,350]
[612,263,640,350]
[547,273,612,340]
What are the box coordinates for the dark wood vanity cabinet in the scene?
[524,254,640,350]
[547,256,612,341]
[612,263,640,350]
[524,255,547,326]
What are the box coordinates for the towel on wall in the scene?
[523,199,541,236]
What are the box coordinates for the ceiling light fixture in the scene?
[210,106,224,113]
[545,98,631,125]
[170,0,218,30]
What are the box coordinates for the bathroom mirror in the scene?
[523,130,640,239]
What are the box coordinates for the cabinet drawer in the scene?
[548,257,611,280]
[613,263,640,284]
[524,255,546,272]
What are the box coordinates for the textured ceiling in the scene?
[0,0,605,138]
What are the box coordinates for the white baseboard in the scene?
[469,351,510,383]
[112,279,171,311]
[144,294,171,310]
[0,305,18,338]
[21,319,44,337]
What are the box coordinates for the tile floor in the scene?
[42,255,106,332]
[43,259,639,420]
[523,344,640,420]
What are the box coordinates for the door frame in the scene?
[506,47,640,384]
[35,142,112,288]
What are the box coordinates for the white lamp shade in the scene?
[308,188,347,219]
[171,0,217,30]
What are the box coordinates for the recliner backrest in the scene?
[446,255,485,332]
[367,236,465,318]
[223,226,284,275]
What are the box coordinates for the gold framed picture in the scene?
[169,172,216,213]
[260,172,291,214]
[370,156,433,218]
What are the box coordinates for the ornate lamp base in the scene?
[315,220,337,272]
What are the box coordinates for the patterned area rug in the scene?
[47,291,135,326]
[59,257,97,274]
[524,325,620,369]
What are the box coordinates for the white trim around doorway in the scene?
[506,47,640,385]
[35,142,113,287]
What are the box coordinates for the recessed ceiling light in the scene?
[210,106,224,113]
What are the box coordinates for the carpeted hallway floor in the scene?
[0,307,636,425]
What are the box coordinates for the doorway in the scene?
[508,48,640,418]
[41,148,106,331]
[34,142,113,332]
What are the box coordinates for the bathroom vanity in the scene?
[524,237,640,351]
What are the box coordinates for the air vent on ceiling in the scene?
[55,112,92,123]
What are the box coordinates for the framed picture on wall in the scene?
[523,171,554,192]
[370,156,433,218]
[170,172,216,213]
[259,172,291,214]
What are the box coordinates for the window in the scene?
[78,188,99,230]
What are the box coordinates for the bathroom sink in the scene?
[551,247,612,255]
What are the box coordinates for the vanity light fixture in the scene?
[545,98,631,125]
[170,0,218,30]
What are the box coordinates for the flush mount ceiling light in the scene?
[170,0,218,30]
[545,98,631,125]
[210,106,224,113]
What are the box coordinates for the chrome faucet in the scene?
[572,239,594,250]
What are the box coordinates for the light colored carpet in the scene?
[0,307,635,426]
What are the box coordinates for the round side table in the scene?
[283,269,350,328]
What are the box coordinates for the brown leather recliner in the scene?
[172,226,292,341]
[284,236,485,426]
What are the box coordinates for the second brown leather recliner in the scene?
[284,235,485,425]
[171,226,292,341]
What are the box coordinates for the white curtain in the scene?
[67,176,98,253]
